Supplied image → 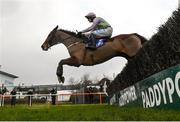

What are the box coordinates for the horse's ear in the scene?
[53,25,58,31]
[55,25,58,30]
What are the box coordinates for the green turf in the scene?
[0,104,180,121]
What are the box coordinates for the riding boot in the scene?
[86,34,96,49]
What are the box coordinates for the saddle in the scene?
[80,35,109,48]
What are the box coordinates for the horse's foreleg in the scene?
[56,62,64,83]
[56,57,82,83]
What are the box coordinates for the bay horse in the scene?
[41,25,147,83]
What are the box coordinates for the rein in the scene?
[55,30,83,49]
[59,35,82,49]
[61,36,74,42]
[67,42,81,49]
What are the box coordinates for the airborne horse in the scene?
[41,25,147,83]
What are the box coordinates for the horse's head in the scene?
[41,25,59,51]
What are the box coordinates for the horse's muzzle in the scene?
[41,45,48,51]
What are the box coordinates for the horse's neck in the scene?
[57,31,81,48]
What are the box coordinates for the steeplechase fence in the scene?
[110,64,180,109]
[108,8,180,109]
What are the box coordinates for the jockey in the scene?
[78,12,113,49]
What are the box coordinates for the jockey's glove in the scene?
[77,32,82,37]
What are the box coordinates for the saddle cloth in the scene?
[96,38,107,48]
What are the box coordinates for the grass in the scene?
[0,104,180,121]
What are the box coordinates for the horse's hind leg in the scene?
[56,57,81,83]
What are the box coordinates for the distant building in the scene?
[0,70,18,92]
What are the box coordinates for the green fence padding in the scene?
[110,64,180,109]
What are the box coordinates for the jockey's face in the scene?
[87,17,94,22]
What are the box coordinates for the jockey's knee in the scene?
[84,32,92,37]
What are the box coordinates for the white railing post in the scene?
[30,95,32,106]
[0,95,1,107]
[2,95,4,107]
[83,93,85,104]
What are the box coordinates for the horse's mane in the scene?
[58,29,87,41]
[58,29,77,36]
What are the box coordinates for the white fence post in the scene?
[30,95,32,106]
[2,95,4,107]
[0,95,1,107]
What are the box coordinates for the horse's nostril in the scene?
[41,45,46,50]
[42,46,48,51]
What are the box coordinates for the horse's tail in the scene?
[134,33,148,45]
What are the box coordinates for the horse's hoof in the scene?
[61,76,65,83]
[58,76,65,83]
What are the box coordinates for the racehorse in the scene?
[41,25,147,83]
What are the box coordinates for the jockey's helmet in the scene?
[85,12,96,19]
